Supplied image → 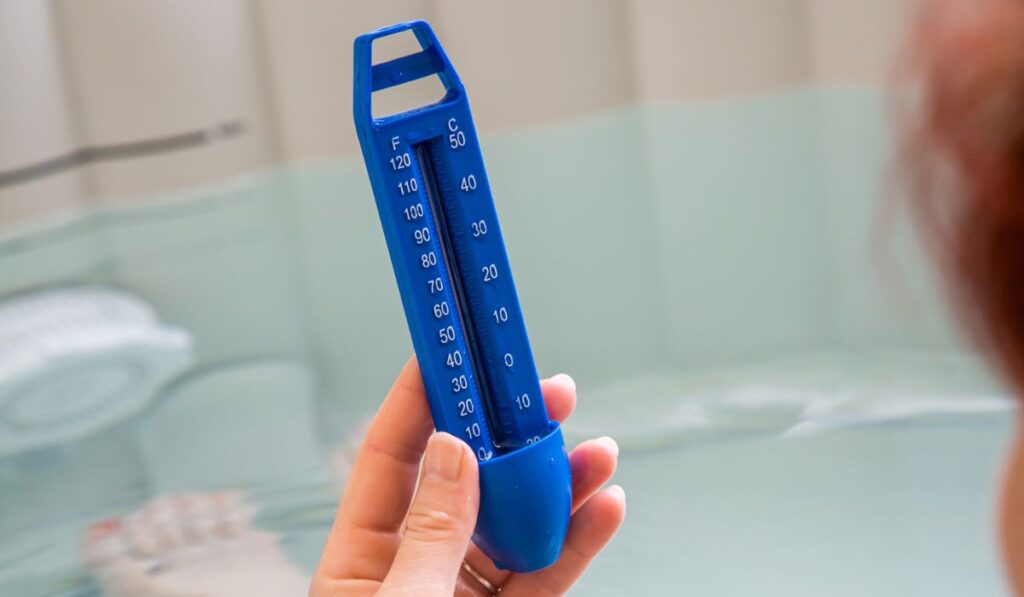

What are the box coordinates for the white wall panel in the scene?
[54,0,277,202]
[627,0,812,101]
[0,2,86,224]
[807,0,916,85]
[431,0,633,128]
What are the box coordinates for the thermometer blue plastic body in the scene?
[353,21,571,572]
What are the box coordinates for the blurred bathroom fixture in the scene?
[0,286,192,456]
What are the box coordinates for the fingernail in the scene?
[552,373,576,392]
[597,436,619,457]
[424,433,466,482]
[608,484,625,500]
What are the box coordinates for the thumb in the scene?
[380,432,480,596]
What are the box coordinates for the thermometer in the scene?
[353,21,571,572]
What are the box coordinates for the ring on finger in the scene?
[461,559,500,595]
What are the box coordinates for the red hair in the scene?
[899,0,1024,389]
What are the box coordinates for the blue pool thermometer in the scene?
[353,21,571,572]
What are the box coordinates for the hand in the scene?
[311,356,625,596]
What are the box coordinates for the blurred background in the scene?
[0,1,1015,595]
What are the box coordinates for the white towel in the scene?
[0,285,192,455]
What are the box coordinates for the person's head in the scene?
[900,0,1024,590]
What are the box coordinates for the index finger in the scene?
[316,355,434,583]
